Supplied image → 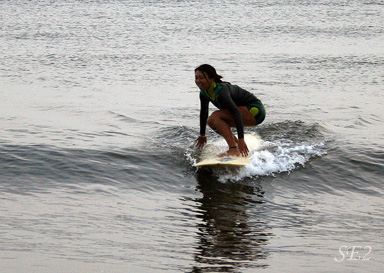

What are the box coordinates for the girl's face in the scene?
[195,70,214,91]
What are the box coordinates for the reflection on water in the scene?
[191,169,271,272]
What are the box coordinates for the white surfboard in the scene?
[196,155,251,167]
[196,134,260,167]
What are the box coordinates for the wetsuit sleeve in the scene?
[217,85,245,139]
[199,93,209,135]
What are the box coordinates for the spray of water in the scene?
[190,133,326,182]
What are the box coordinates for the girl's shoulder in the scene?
[217,82,232,90]
[217,81,232,87]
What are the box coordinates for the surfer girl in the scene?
[194,64,265,157]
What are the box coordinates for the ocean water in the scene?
[0,0,383,272]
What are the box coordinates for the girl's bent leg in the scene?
[207,107,257,157]
[207,111,238,149]
[207,110,240,156]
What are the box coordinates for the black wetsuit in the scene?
[199,82,265,139]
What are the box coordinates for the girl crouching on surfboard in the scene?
[194,64,265,157]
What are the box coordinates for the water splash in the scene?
[217,140,326,182]
[188,121,328,182]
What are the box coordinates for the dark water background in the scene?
[1,0,383,272]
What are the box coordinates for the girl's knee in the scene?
[207,111,219,128]
[207,115,215,128]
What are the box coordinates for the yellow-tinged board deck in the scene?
[196,156,251,167]
[196,134,260,167]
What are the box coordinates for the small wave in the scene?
[108,111,139,123]
[233,141,326,181]
[205,139,326,182]
[189,121,328,181]
[153,125,197,150]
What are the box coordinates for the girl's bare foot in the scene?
[219,147,241,157]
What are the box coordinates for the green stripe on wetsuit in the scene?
[248,103,265,125]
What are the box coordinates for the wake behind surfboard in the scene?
[196,134,261,168]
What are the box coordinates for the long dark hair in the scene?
[195,64,223,83]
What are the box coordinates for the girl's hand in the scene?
[195,135,207,149]
[238,138,249,157]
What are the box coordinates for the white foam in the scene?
[189,133,326,181]
[218,139,326,182]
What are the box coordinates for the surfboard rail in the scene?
[196,156,251,167]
